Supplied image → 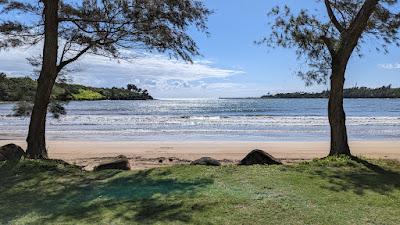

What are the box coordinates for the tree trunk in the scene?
[328,60,351,156]
[26,0,59,159]
[324,0,379,157]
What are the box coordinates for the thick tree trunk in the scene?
[328,61,351,156]
[26,0,59,159]
[323,0,379,157]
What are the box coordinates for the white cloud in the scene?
[0,46,40,76]
[74,54,243,83]
[379,63,400,70]
[0,46,245,97]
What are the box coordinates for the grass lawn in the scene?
[1,157,400,225]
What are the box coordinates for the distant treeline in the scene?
[0,73,153,101]
[262,85,400,98]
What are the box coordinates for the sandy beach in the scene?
[1,140,399,170]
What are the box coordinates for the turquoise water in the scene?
[0,98,399,141]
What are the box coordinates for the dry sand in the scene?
[1,140,399,170]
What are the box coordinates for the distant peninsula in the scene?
[261,85,400,99]
[0,73,153,101]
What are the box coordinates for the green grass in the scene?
[72,89,104,100]
[1,157,400,225]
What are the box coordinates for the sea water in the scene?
[0,98,399,141]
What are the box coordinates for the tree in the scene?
[0,0,210,158]
[127,84,138,92]
[262,0,400,156]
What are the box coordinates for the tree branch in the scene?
[339,0,379,55]
[320,35,336,56]
[347,0,379,37]
[57,44,92,73]
[324,0,345,33]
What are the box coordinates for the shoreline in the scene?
[1,140,399,170]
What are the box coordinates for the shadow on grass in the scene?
[293,156,400,195]
[0,161,213,224]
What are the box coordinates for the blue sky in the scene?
[1,0,400,98]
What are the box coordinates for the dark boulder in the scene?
[191,157,221,166]
[240,149,281,165]
[93,155,131,171]
[0,144,25,161]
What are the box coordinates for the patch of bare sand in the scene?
[1,140,399,170]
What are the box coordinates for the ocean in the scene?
[0,98,399,141]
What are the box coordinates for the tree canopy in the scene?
[0,0,211,71]
[261,0,400,85]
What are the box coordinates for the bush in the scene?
[13,101,33,117]
[49,102,67,119]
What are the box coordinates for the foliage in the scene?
[0,0,211,73]
[48,102,67,119]
[262,85,400,98]
[0,74,153,102]
[0,73,37,101]
[0,158,400,224]
[13,101,33,116]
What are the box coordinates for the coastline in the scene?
[1,140,399,170]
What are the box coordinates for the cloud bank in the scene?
[0,46,246,98]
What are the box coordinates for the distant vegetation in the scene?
[0,73,153,102]
[262,86,400,99]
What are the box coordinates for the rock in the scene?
[93,155,130,171]
[0,144,25,161]
[240,149,281,165]
[191,157,221,166]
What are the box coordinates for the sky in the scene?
[1,0,400,98]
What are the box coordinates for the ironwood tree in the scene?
[0,0,210,159]
[262,0,400,156]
